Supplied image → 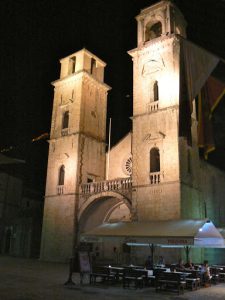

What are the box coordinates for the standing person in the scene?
[145,256,153,270]
[201,260,211,287]
[157,256,165,266]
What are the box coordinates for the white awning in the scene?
[81,219,225,248]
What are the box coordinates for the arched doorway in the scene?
[4,228,12,254]
[78,193,131,263]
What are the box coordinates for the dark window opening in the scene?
[150,147,160,173]
[68,56,76,74]
[145,22,162,42]
[62,111,69,129]
[91,58,96,74]
[58,165,65,185]
[87,178,93,183]
[153,81,159,101]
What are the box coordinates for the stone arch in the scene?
[153,80,159,102]
[58,165,65,185]
[78,191,131,220]
[62,110,69,129]
[145,21,162,41]
[150,147,160,173]
[78,192,132,263]
[143,12,165,42]
[103,201,131,223]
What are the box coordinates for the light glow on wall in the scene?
[159,71,179,106]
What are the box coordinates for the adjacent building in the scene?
[0,154,43,258]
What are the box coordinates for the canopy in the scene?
[82,219,225,248]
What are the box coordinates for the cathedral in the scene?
[40,1,225,263]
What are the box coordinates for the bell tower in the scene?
[41,49,110,261]
[129,1,200,221]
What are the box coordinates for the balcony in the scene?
[61,128,69,136]
[147,101,159,112]
[149,172,161,184]
[81,177,132,195]
[57,185,64,195]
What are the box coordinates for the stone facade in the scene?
[0,156,43,258]
[41,1,225,263]
[40,49,110,261]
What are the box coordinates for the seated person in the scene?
[201,260,211,286]
[176,259,185,270]
[185,260,194,269]
[144,256,153,270]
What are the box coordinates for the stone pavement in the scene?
[0,256,224,300]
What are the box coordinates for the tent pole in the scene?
[185,246,191,262]
[149,243,154,266]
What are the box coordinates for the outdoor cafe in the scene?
[73,219,225,294]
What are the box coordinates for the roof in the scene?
[60,48,106,67]
[82,219,225,248]
[0,154,25,165]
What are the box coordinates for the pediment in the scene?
[143,131,165,142]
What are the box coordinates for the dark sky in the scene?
[0,0,225,191]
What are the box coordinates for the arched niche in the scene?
[145,21,162,42]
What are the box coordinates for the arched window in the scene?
[68,56,76,74]
[153,81,159,102]
[62,111,69,129]
[150,147,160,173]
[145,21,162,42]
[91,58,96,74]
[58,165,65,185]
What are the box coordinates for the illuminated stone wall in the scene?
[129,1,184,221]
[41,49,110,261]
[41,1,225,263]
[107,133,132,180]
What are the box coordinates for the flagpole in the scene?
[106,118,111,180]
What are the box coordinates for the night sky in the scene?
[0,0,225,192]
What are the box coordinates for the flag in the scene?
[32,132,49,142]
[179,36,225,154]
[198,76,225,159]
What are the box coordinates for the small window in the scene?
[91,58,96,74]
[68,56,76,74]
[153,81,159,102]
[58,165,65,185]
[145,21,162,42]
[62,111,69,129]
[150,147,160,173]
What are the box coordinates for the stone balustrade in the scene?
[57,185,64,195]
[149,172,161,184]
[148,100,159,112]
[81,177,132,194]
[61,128,69,136]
